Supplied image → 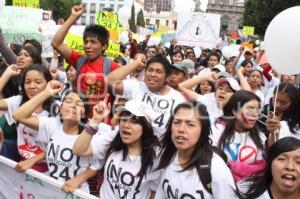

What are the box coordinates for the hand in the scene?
[145,34,151,40]
[207,72,217,82]
[71,4,84,18]
[134,54,146,68]
[91,94,111,124]
[61,177,81,193]
[170,38,177,45]
[266,113,281,134]
[239,46,245,54]
[15,159,35,172]
[45,80,64,96]
[4,64,21,77]
[237,66,245,75]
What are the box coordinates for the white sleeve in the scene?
[196,94,209,107]
[57,70,68,83]
[211,154,238,199]
[91,123,118,160]
[210,123,225,146]
[122,79,139,99]
[37,116,60,144]
[89,158,103,171]
[3,95,22,125]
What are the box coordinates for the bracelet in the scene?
[84,122,99,136]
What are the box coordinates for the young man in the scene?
[51,4,119,116]
[107,54,186,138]
[167,61,189,90]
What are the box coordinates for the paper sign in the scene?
[96,11,119,30]
[0,6,43,44]
[176,12,220,48]
[104,41,120,59]
[13,0,39,8]
[231,31,238,39]
[137,26,153,37]
[65,33,84,54]
[0,155,99,199]
[242,26,255,36]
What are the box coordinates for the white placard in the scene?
[176,12,221,49]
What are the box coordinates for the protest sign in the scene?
[0,6,43,44]
[137,26,153,37]
[176,12,220,48]
[242,26,255,36]
[41,25,60,58]
[96,11,119,31]
[104,41,120,59]
[0,155,99,199]
[13,0,39,8]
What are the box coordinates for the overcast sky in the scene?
[174,0,208,12]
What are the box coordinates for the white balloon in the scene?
[118,7,131,27]
[264,6,300,75]
[193,47,202,58]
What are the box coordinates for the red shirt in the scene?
[67,50,119,117]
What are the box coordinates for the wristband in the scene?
[84,122,99,136]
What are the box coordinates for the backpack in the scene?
[74,56,112,82]
[199,146,228,194]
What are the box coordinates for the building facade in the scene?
[206,0,245,34]
[80,0,134,25]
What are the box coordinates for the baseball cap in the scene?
[245,49,253,55]
[118,100,151,123]
[172,62,189,76]
[178,59,195,73]
[212,64,225,73]
[216,77,240,92]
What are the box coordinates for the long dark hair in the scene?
[287,88,300,134]
[18,45,42,65]
[218,90,264,150]
[104,111,159,178]
[20,64,53,115]
[156,101,213,174]
[240,137,300,198]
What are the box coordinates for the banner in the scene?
[41,24,60,58]
[13,0,39,8]
[96,11,119,31]
[176,12,220,48]
[0,155,99,199]
[242,26,255,36]
[0,6,43,44]
[104,41,120,59]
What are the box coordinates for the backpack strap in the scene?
[103,56,112,75]
[199,146,228,194]
[75,56,88,81]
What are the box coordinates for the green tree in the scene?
[5,0,12,5]
[136,9,145,28]
[129,3,137,33]
[40,0,81,23]
[244,0,300,37]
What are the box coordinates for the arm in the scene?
[232,46,244,68]
[236,67,251,91]
[12,80,63,130]
[51,4,84,60]
[178,73,216,101]
[0,28,17,65]
[0,64,20,95]
[15,152,46,172]
[107,58,145,95]
[149,191,155,199]
[73,94,111,156]
[61,168,97,193]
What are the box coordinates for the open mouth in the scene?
[282,174,296,186]
[121,130,131,137]
[175,136,187,144]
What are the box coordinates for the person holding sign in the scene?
[51,4,119,117]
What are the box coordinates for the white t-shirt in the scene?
[210,124,266,164]
[4,95,48,160]
[155,152,237,199]
[38,116,100,192]
[122,79,186,138]
[256,190,272,199]
[254,89,265,108]
[278,121,300,140]
[90,124,160,199]
[197,93,223,125]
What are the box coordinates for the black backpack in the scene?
[199,146,228,194]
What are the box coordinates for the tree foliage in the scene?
[40,0,81,22]
[129,4,137,33]
[244,0,300,37]
[136,9,145,28]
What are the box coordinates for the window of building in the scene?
[83,3,87,12]
[155,19,160,29]
[81,15,86,25]
[90,3,96,13]
[117,5,123,11]
[90,16,95,24]
[222,20,229,30]
[110,4,114,11]
[99,4,105,11]
[165,20,169,26]
[146,18,150,25]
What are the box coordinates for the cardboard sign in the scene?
[13,0,39,8]
[242,26,255,36]
[176,12,220,48]
[96,11,119,30]
[104,41,120,59]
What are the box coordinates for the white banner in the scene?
[0,155,99,199]
[176,12,221,49]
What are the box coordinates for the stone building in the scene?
[206,0,245,34]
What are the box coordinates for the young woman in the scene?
[155,101,237,198]
[72,97,160,198]
[12,80,100,193]
[212,90,266,182]
[248,69,265,107]
[0,64,52,171]
[171,50,184,64]
[240,137,300,199]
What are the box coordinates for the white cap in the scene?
[118,100,151,123]
[217,77,241,92]
[212,64,226,73]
